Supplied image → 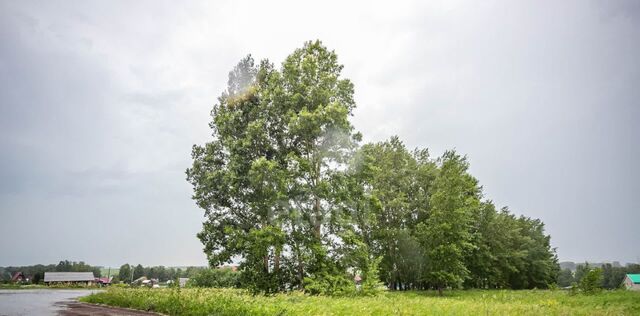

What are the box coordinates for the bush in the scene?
[578,268,603,294]
[188,268,241,288]
[304,272,356,296]
[359,256,385,296]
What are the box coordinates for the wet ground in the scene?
[0,289,159,316]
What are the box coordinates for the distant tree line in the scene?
[116,264,205,283]
[0,261,219,285]
[186,40,560,295]
[0,260,101,284]
[557,262,640,288]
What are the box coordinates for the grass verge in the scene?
[79,288,640,315]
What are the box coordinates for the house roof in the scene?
[96,277,112,283]
[626,274,640,284]
[44,272,95,282]
[11,272,25,281]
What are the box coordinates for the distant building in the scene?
[132,276,147,285]
[179,278,189,287]
[96,277,113,286]
[622,274,640,291]
[11,272,27,283]
[44,272,95,285]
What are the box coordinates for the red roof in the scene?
[11,272,25,282]
[96,277,112,284]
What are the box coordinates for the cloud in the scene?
[1,0,639,266]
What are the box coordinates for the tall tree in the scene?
[416,151,478,294]
[557,268,574,287]
[119,264,131,283]
[187,40,560,294]
[187,55,288,292]
[133,264,144,280]
[275,40,360,288]
[188,41,362,293]
[351,137,435,290]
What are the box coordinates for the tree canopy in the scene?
[187,40,559,294]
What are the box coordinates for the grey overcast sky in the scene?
[1,0,639,267]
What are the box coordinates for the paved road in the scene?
[0,289,159,316]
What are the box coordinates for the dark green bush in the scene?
[304,271,356,296]
[578,268,603,294]
[188,268,241,288]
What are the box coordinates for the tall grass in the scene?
[80,288,640,315]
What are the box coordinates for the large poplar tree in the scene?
[188,41,361,292]
[416,151,479,294]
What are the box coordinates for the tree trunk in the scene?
[314,197,321,239]
[292,225,304,289]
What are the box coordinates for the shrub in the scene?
[304,272,356,296]
[578,268,603,294]
[359,256,385,296]
[188,268,241,288]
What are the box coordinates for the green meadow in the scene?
[80,288,640,316]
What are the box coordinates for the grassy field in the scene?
[80,288,640,315]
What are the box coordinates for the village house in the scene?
[622,274,640,291]
[96,277,113,286]
[44,272,95,285]
[11,272,28,283]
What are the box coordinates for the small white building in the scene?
[622,274,640,291]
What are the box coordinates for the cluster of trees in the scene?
[557,262,640,289]
[0,260,101,284]
[117,264,204,283]
[188,267,241,288]
[187,40,559,294]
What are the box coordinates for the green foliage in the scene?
[360,256,385,296]
[186,40,559,295]
[0,260,102,285]
[568,282,579,296]
[54,260,101,277]
[188,268,241,288]
[187,40,367,293]
[351,137,433,290]
[557,269,574,287]
[578,268,603,294]
[133,264,145,280]
[119,264,131,283]
[601,263,640,289]
[81,288,640,316]
[304,272,355,296]
[416,151,476,293]
[574,262,590,284]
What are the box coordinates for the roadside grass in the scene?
[80,288,640,315]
